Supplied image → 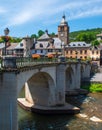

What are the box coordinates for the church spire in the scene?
[60,14,68,26]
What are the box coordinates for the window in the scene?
[48,49,52,52]
[70,56,72,59]
[92,51,94,54]
[80,50,82,54]
[41,50,43,53]
[80,56,82,59]
[84,56,87,59]
[92,57,94,60]
[20,43,23,47]
[96,50,98,54]
[40,43,43,48]
[70,50,72,54]
[84,50,87,54]
[58,49,61,52]
[61,27,64,31]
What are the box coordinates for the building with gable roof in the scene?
[65,42,91,59]
[32,15,68,57]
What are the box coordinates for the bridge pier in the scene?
[0,73,18,130]
[56,64,66,105]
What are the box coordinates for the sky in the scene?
[0,0,102,37]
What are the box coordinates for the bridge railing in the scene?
[0,56,89,70]
[16,57,58,67]
[0,57,59,70]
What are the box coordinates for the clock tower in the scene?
[58,15,69,45]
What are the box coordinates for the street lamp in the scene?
[4,28,10,56]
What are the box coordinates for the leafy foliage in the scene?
[38,30,44,37]
[10,37,22,43]
[0,36,22,43]
[70,28,102,43]
[0,36,11,42]
[50,32,55,37]
[31,34,38,39]
[91,40,100,46]
[81,83,102,92]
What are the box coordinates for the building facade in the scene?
[65,42,91,60]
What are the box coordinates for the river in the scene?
[18,93,102,130]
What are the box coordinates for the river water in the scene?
[18,93,102,130]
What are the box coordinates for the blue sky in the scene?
[0,0,102,37]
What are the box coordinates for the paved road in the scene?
[90,72,102,83]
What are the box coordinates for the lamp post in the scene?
[4,28,10,56]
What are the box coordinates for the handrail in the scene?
[0,57,90,70]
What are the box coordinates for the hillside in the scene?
[69,28,102,41]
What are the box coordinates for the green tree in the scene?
[38,30,44,37]
[10,37,22,43]
[91,40,100,46]
[0,37,4,43]
[76,33,87,41]
[69,28,102,42]
[50,32,55,37]
[31,34,37,39]
[76,33,96,43]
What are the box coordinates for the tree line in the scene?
[0,28,101,46]
[31,30,55,39]
[69,28,102,46]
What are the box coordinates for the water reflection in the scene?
[18,105,74,130]
[18,93,102,130]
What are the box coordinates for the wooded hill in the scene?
[69,28,102,42]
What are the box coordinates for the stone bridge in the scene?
[0,58,91,130]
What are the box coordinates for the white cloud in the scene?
[43,0,102,24]
[1,0,102,27]
[6,0,59,26]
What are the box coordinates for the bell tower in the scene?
[58,15,69,45]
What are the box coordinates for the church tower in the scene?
[58,15,69,45]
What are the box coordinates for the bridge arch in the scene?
[18,71,56,107]
[65,66,74,91]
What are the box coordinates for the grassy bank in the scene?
[81,83,102,92]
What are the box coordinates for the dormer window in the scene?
[78,44,80,46]
[20,43,23,47]
[40,43,43,48]
[83,44,86,46]
[73,44,76,46]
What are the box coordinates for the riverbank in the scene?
[81,83,102,92]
